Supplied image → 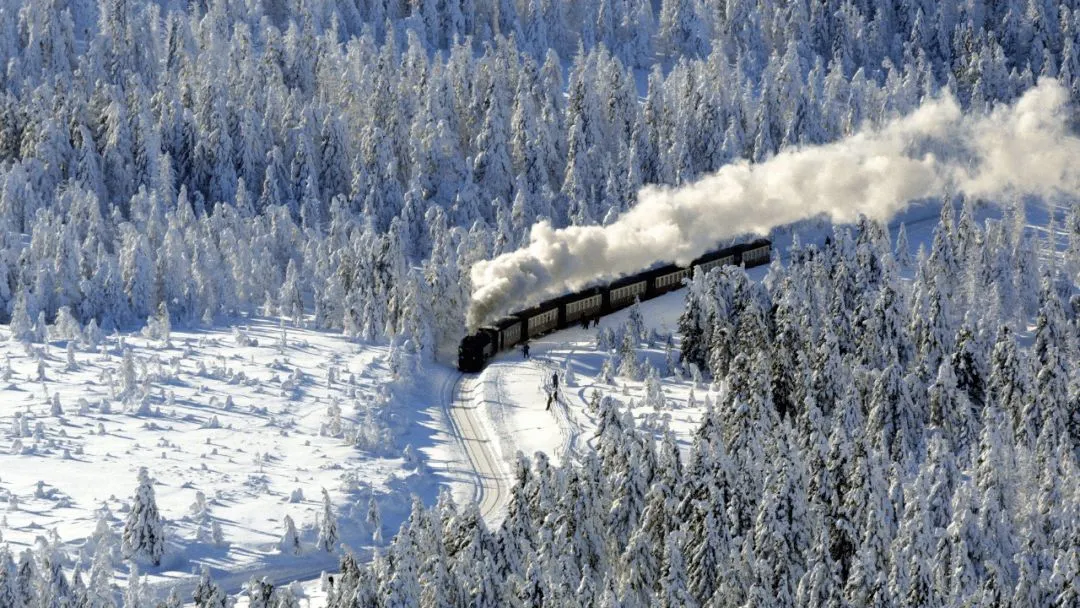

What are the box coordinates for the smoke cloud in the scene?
[467,78,1080,330]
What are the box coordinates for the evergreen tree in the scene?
[895,223,913,268]
[987,325,1028,444]
[192,567,226,608]
[1027,275,1070,453]
[122,467,165,566]
[317,488,339,553]
[14,549,37,608]
[280,515,301,555]
[0,548,17,608]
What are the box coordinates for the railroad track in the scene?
[445,373,510,524]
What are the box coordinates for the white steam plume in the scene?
[468,78,1080,330]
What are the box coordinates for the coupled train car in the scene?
[457,238,772,372]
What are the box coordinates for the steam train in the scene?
[457,238,772,372]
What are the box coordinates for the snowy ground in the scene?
[0,317,469,600]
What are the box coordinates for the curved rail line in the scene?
[445,373,510,524]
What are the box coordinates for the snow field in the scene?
[0,318,451,596]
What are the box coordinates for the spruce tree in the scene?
[280,515,301,555]
[192,567,226,608]
[317,488,339,553]
[122,467,165,566]
[0,548,16,608]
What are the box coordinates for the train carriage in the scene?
[651,265,691,295]
[458,238,771,371]
[517,301,561,339]
[563,289,603,325]
[495,317,524,349]
[607,275,648,312]
[741,240,771,267]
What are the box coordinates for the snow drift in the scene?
[467,78,1080,329]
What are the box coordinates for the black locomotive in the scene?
[457,238,772,372]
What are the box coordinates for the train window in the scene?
[528,309,558,333]
[612,281,645,302]
[656,269,688,288]
[504,323,521,344]
[744,247,769,264]
[567,295,601,318]
[697,255,733,275]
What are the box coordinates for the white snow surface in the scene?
[0,318,466,600]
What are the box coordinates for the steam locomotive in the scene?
[457,238,772,372]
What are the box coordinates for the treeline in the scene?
[1,0,1079,351]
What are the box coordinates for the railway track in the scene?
[445,373,510,524]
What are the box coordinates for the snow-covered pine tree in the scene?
[280,515,301,555]
[317,488,339,552]
[121,467,165,566]
[895,222,912,268]
[368,495,383,545]
[246,576,274,608]
[192,567,226,608]
[0,548,16,608]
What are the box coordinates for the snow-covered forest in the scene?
[3,0,1080,351]
[3,0,1080,605]
[330,205,1080,607]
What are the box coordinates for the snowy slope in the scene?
[0,318,471,600]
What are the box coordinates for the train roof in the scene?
[518,286,606,319]
[479,316,523,332]
[623,238,772,285]
[497,238,771,320]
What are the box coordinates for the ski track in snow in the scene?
[533,357,584,461]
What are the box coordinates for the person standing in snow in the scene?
[522,342,530,359]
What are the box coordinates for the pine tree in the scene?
[247,576,274,608]
[1027,276,1070,454]
[0,548,17,608]
[888,472,935,607]
[657,531,696,608]
[280,515,301,555]
[895,222,913,268]
[929,361,978,462]
[14,549,36,608]
[617,527,659,608]
[752,428,809,606]
[987,325,1028,444]
[678,270,708,370]
[317,488,338,553]
[122,467,165,566]
[192,567,226,608]
[368,494,383,545]
[40,551,73,608]
[279,259,303,326]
